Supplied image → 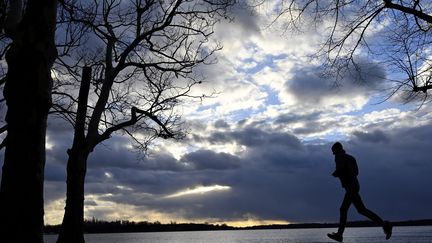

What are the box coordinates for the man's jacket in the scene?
[333,150,360,192]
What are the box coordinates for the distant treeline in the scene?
[45,218,234,234]
[44,218,432,234]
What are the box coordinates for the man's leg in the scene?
[338,192,352,234]
[328,193,352,242]
[351,192,383,225]
[351,192,392,239]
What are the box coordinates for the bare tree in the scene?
[269,0,432,104]
[0,0,57,242]
[53,1,233,242]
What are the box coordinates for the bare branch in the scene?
[384,0,432,24]
[53,0,232,154]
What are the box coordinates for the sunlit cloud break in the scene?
[164,185,231,199]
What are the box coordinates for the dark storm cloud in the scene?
[222,2,261,37]
[97,143,336,222]
[82,135,190,173]
[275,112,321,125]
[208,126,302,149]
[292,120,331,135]
[43,117,432,224]
[352,129,389,143]
[182,149,241,170]
[273,112,339,137]
[287,70,334,103]
[74,124,326,221]
[44,180,67,213]
[214,119,230,129]
[45,163,66,182]
[151,124,432,223]
[286,60,386,103]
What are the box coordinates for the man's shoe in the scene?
[327,232,343,242]
[383,221,393,240]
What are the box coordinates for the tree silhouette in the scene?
[53,1,233,243]
[0,0,57,242]
[270,0,432,104]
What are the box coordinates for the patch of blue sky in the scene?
[262,85,280,106]
[195,103,219,113]
[226,109,254,122]
[237,53,288,75]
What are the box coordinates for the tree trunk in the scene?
[0,1,57,242]
[57,67,92,243]
[56,146,90,243]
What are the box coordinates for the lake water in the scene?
[45,226,432,243]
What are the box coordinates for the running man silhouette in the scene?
[327,142,392,242]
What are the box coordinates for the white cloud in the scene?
[44,198,66,225]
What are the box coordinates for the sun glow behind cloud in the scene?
[164,185,231,199]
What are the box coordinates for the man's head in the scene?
[331,142,344,155]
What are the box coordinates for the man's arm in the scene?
[332,155,345,177]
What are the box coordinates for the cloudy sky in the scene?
[6,1,432,227]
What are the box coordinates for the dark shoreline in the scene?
[44,219,432,234]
